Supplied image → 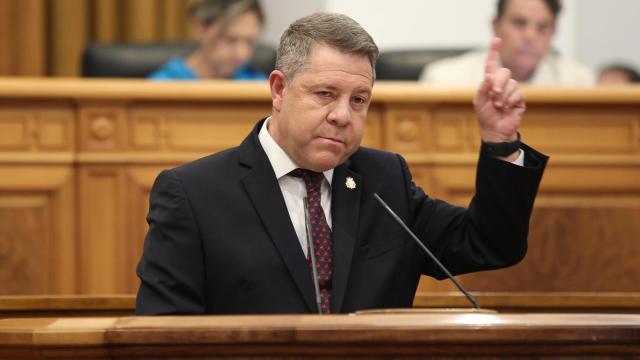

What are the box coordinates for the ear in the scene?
[269,70,287,113]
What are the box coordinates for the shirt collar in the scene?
[258,117,334,185]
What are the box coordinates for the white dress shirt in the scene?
[258,117,524,256]
[420,50,595,86]
[258,117,333,257]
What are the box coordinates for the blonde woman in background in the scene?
[150,0,266,80]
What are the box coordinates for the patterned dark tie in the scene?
[290,168,333,314]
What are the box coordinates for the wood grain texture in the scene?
[0,0,46,76]
[1,0,195,76]
[1,314,640,357]
[0,80,639,300]
[0,167,75,295]
[3,293,640,317]
[48,0,88,77]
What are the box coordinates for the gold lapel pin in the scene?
[345,176,356,190]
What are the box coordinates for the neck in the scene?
[185,50,219,79]
[511,68,536,83]
[502,57,536,83]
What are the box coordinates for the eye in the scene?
[352,96,368,105]
[537,23,551,34]
[511,18,527,29]
[316,91,334,99]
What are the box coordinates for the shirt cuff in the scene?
[511,149,525,167]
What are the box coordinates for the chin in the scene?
[307,155,343,172]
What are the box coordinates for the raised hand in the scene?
[473,37,526,146]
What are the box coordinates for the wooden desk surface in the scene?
[2,77,640,103]
[3,292,640,318]
[1,313,639,358]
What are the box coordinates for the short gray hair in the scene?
[276,13,379,82]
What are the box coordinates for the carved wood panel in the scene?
[125,166,167,293]
[460,206,640,292]
[0,166,75,295]
[521,107,640,154]
[78,166,127,294]
[415,163,640,293]
[129,104,271,153]
[0,106,73,152]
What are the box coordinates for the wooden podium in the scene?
[1,312,640,358]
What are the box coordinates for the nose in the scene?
[523,24,537,43]
[327,98,351,126]
[233,40,253,63]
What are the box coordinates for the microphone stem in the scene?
[373,193,481,310]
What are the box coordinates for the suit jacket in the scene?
[136,119,548,315]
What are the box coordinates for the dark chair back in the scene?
[82,42,276,78]
[375,49,469,80]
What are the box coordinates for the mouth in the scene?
[515,47,538,57]
[318,136,345,145]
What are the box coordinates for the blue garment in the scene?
[149,58,267,80]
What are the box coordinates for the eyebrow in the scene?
[308,83,372,96]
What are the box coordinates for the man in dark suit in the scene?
[136,13,547,315]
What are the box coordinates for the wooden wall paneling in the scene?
[383,105,431,154]
[93,0,120,42]
[457,164,640,292]
[0,0,46,76]
[36,109,74,151]
[431,106,477,153]
[78,103,128,151]
[77,101,129,294]
[14,0,46,76]
[0,166,75,295]
[130,102,271,153]
[361,105,382,149]
[160,0,189,41]
[2,80,640,299]
[125,166,170,293]
[413,162,476,294]
[122,0,160,43]
[0,109,33,151]
[521,106,640,154]
[48,0,89,76]
[77,165,127,294]
[0,103,75,157]
[0,0,11,75]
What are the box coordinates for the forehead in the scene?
[502,0,554,20]
[299,44,374,84]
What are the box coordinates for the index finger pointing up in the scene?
[485,37,502,75]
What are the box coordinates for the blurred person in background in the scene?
[150,0,266,80]
[420,0,593,86]
[597,64,640,85]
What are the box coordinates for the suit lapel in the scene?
[239,123,317,313]
[330,163,362,313]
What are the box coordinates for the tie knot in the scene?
[289,168,323,189]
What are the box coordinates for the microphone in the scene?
[373,193,481,310]
[303,197,323,314]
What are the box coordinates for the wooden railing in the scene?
[2,312,640,358]
[1,78,639,298]
[3,293,640,318]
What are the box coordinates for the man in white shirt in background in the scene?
[420,0,594,86]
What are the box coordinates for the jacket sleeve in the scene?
[405,143,549,279]
[136,169,206,315]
